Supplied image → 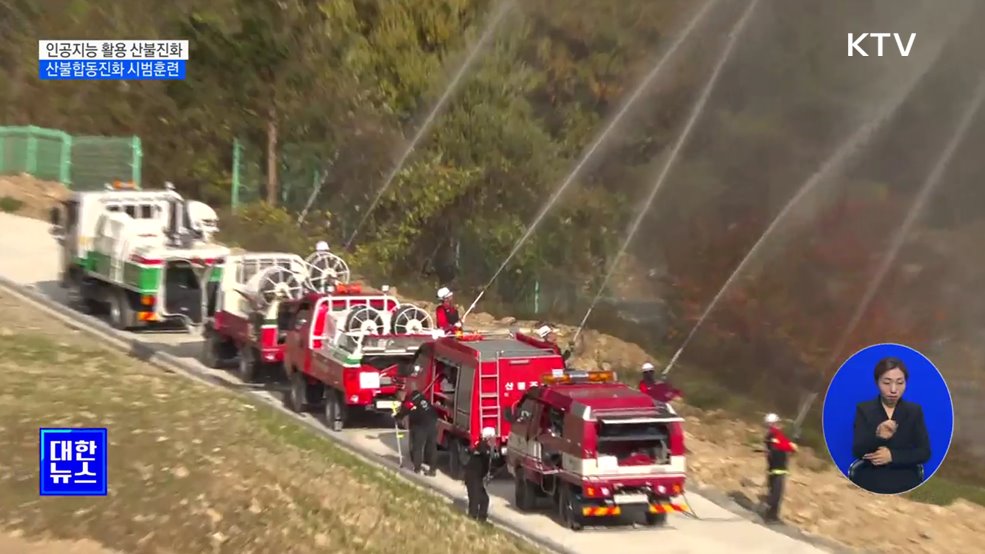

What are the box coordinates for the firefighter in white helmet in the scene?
[435,286,463,334]
[638,362,657,392]
[534,322,571,363]
[464,426,497,522]
[763,412,798,523]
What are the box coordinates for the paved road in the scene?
[0,211,831,554]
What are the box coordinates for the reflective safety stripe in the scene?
[581,505,622,517]
[769,469,789,475]
[648,502,688,514]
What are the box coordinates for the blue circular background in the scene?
[822,343,954,487]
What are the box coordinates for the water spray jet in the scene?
[344,0,516,251]
[795,69,985,427]
[569,0,761,347]
[657,33,955,377]
[462,0,721,319]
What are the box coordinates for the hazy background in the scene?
[2,0,983,478]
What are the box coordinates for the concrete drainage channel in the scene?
[0,275,850,554]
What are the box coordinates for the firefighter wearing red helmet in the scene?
[435,286,463,335]
[763,412,798,523]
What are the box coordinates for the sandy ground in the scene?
[0,532,118,554]
[0,291,537,554]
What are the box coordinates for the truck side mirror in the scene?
[49,206,61,226]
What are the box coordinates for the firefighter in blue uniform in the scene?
[395,389,439,476]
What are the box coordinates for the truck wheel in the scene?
[514,469,537,511]
[107,290,133,330]
[558,486,583,531]
[446,439,465,481]
[325,391,345,432]
[201,328,223,369]
[238,346,260,383]
[644,511,668,527]
[287,371,314,413]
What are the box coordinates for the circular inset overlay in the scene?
[822,343,954,494]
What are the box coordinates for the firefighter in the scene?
[395,389,439,476]
[315,240,330,252]
[763,412,798,523]
[435,286,463,334]
[638,362,658,392]
[534,323,572,362]
[464,426,497,522]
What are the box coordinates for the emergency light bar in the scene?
[542,370,616,385]
[327,283,363,295]
[105,181,137,190]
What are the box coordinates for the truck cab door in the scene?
[284,303,309,370]
[523,398,546,462]
[305,296,334,375]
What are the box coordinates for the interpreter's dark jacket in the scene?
[851,397,931,494]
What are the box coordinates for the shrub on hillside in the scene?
[218,202,319,254]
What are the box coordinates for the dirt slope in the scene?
[0,173,68,220]
[458,314,985,553]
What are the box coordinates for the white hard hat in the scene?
[765,413,780,425]
[641,362,655,372]
[437,286,452,300]
[535,324,553,339]
[315,241,329,252]
[481,427,496,439]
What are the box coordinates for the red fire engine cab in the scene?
[282,282,435,430]
[398,331,567,479]
[505,369,688,530]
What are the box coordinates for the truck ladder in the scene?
[477,350,503,436]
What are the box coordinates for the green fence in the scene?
[0,125,142,190]
[230,137,326,211]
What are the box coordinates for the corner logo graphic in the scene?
[848,33,917,57]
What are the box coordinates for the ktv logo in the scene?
[848,33,917,57]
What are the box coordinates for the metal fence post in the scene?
[25,125,39,175]
[231,138,242,209]
[59,132,73,185]
[130,135,142,188]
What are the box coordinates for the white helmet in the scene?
[437,286,453,300]
[315,240,329,252]
[481,427,496,439]
[535,324,553,339]
[641,362,655,372]
[765,413,780,425]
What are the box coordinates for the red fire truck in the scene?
[398,332,567,479]
[282,282,435,430]
[505,369,688,530]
